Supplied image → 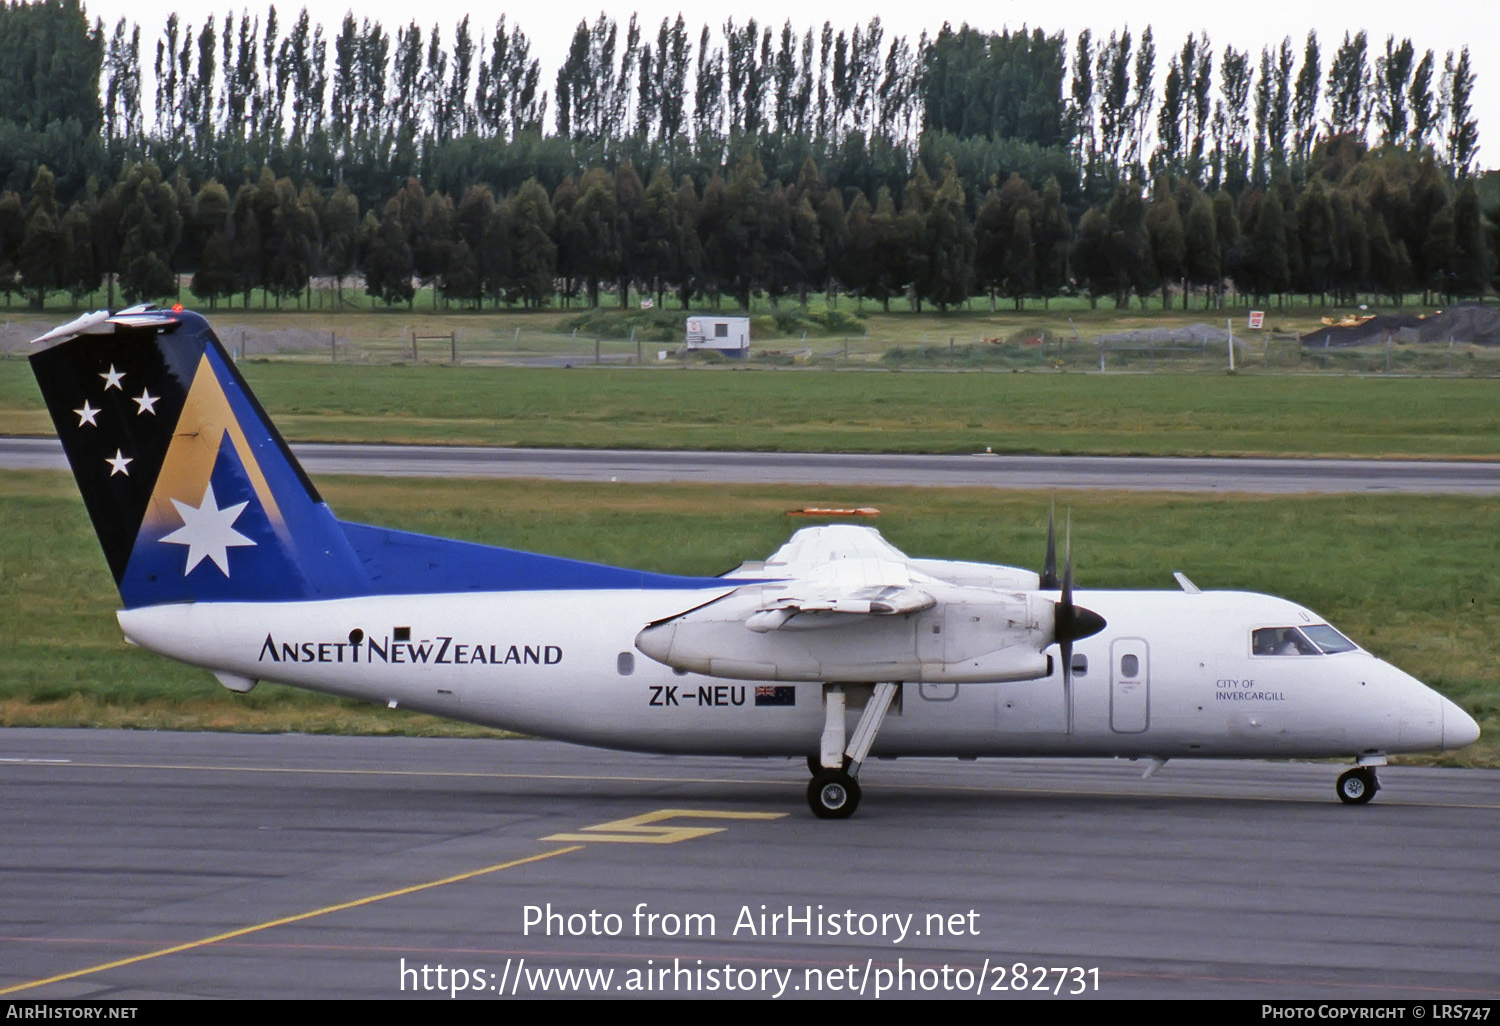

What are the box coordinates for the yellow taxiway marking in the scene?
[0,846,583,997]
[544,808,787,844]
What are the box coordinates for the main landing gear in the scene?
[807,682,899,819]
[1336,766,1380,804]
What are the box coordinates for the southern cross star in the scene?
[133,389,158,415]
[105,449,132,476]
[99,365,125,390]
[75,401,100,427]
[159,481,257,576]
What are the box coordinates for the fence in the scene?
[5,315,1499,376]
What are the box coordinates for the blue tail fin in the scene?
[30,307,368,607]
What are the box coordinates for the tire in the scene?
[807,770,861,819]
[1336,768,1377,805]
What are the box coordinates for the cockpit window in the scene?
[1302,624,1358,654]
[1252,627,1320,656]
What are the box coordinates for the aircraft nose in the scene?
[1443,699,1481,750]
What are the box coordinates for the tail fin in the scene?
[30,306,368,607]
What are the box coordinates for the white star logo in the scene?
[134,389,159,416]
[75,401,100,427]
[105,449,132,476]
[159,481,257,576]
[100,365,125,390]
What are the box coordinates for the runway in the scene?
[2,729,1497,1000]
[5,436,1500,493]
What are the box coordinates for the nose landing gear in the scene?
[1336,766,1379,804]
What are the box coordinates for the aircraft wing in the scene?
[725,524,938,630]
[637,524,1096,683]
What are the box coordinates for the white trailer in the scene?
[685,316,750,357]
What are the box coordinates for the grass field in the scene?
[2,470,1494,767]
[3,357,1500,458]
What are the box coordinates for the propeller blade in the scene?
[1053,515,1105,681]
[1061,517,1072,609]
[1039,503,1058,590]
[1060,532,1073,690]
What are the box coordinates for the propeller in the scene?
[1049,514,1106,690]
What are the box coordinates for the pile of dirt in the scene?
[1301,305,1500,347]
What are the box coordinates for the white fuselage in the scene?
[117,586,1469,760]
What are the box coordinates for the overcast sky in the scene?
[79,0,1499,170]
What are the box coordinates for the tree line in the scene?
[1,143,1490,315]
[0,0,1492,313]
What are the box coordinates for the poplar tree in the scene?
[1375,37,1415,148]
[1291,32,1322,165]
[1407,50,1437,151]
[1069,30,1095,170]
[1214,47,1253,193]
[1443,48,1478,177]
[693,25,725,148]
[1325,32,1369,138]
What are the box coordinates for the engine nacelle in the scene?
[635,585,1056,683]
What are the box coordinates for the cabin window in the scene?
[617,652,634,676]
[1119,654,1139,677]
[1252,627,1320,656]
[715,323,729,338]
[1070,653,1089,677]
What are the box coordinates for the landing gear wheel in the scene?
[807,771,861,819]
[1336,767,1378,804]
